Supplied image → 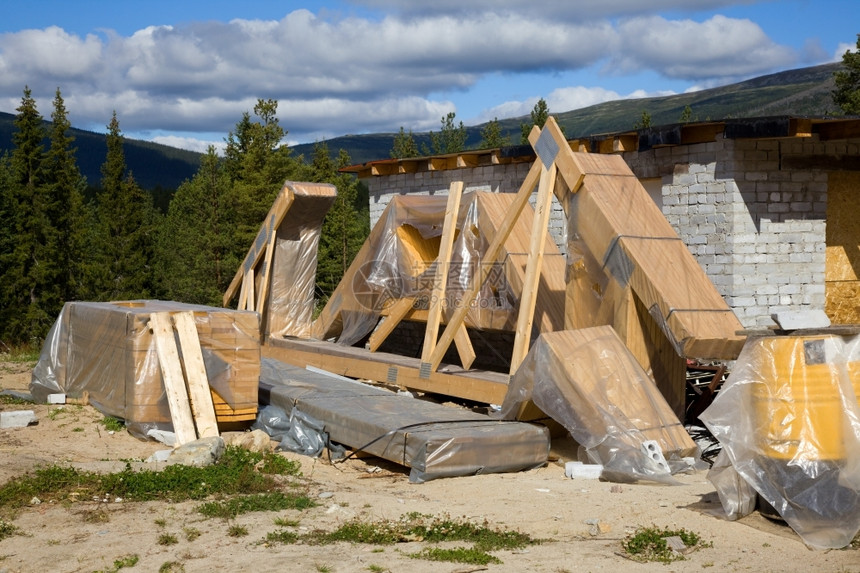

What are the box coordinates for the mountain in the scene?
[0,115,202,196]
[0,63,845,190]
[294,62,844,164]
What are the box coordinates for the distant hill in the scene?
[0,115,201,199]
[0,62,845,192]
[294,62,845,164]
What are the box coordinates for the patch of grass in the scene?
[1,346,40,363]
[257,452,301,475]
[0,394,32,405]
[82,508,110,523]
[47,407,65,421]
[0,446,305,513]
[154,518,167,527]
[159,562,186,573]
[622,525,711,563]
[183,527,201,541]
[273,516,299,527]
[197,491,315,519]
[158,532,179,546]
[408,546,501,565]
[99,416,125,432]
[94,554,139,573]
[266,529,299,544]
[72,427,84,432]
[303,513,537,565]
[227,524,248,537]
[367,564,386,572]
[0,519,20,541]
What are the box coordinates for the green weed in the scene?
[197,491,314,519]
[183,527,201,541]
[408,546,501,565]
[622,525,711,563]
[227,524,248,537]
[0,519,19,541]
[159,562,186,573]
[0,394,32,405]
[158,532,178,546]
[266,529,299,544]
[99,416,125,432]
[273,516,299,527]
[94,554,139,573]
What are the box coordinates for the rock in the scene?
[145,449,173,463]
[146,429,177,447]
[0,410,38,428]
[222,429,276,452]
[168,436,225,467]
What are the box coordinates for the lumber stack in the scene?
[31,301,260,439]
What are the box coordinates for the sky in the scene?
[0,0,857,153]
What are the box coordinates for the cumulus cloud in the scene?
[0,4,814,148]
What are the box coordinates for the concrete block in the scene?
[771,310,831,331]
[0,410,38,428]
[47,393,66,404]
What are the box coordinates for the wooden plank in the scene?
[257,230,278,336]
[510,162,557,375]
[173,311,219,438]
[368,297,417,351]
[427,159,544,372]
[150,312,198,446]
[453,324,477,370]
[421,181,464,364]
[264,336,509,405]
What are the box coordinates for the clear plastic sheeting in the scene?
[30,301,260,439]
[318,193,518,346]
[499,326,698,484]
[700,334,860,549]
[258,358,549,483]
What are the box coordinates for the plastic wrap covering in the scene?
[252,404,328,457]
[266,191,333,339]
[324,193,518,347]
[499,326,697,484]
[30,301,260,439]
[258,358,549,482]
[700,335,860,549]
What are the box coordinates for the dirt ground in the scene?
[0,359,858,573]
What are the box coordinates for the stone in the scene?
[222,429,276,453]
[47,394,66,404]
[564,461,603,479]
[0,410,37,428]
[168,436,226,467]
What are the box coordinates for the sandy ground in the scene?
[0,358,858,573]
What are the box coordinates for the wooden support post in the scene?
[421,181,465,368]
[150,312,197,446]
[510,162,557,375]
[368,296,418,352]
[173,312,220,438]
[256,231,278,336]
[427,158,543,372]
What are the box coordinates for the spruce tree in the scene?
[93,112,158,301]
[833,34,860,115]
[391,127,420,159]
[0,87,49,343]
[157,147,238,305]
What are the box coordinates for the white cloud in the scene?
[149,134,225,154]
[833,41,856,61]
[0,5,808,144]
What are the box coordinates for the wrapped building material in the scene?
[31,301,260,438]
[499,326,697,484]
[312,191,565,346]
[258,359,549,483]
[700,334,860,549]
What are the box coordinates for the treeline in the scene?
[0,89,369,347]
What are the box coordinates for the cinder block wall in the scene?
[364,134,858,329]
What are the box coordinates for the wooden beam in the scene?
[368,296,418,352]
[510,162,557,375]
[530,117,585,196]
[150,312,198,446]
[421,181,465,365]
[173,312,219,438]
[256,230,278,336]
[427,158,544,371]
[264,336,509,405]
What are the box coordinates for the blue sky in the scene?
[1,0,857,152]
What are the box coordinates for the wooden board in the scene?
[826,171,860,324]
[264,336,509,405]
[173,311,219,438]
[150,312,198,446]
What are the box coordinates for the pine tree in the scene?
[425,112,468,155]
[0,87,49,343]
[157,147,238,305]
[41,88,87,312]
[520,98,550,144]
[391,127,420,158]
[311,143,369,298]
[833,35,860,115]
[92,112,159,301]
[479,117,511,149]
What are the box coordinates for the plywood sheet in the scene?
[826,171,860,324]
